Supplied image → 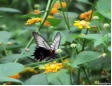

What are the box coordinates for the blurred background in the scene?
[0,0,111,85]
[0,0,97,47]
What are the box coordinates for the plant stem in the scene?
[82,66,91,84]
[27,0,33,11]
[2,45,7,56]
[77,68,80,85]
[25,56,66,67]
[23,0,52,54]
[59,0,70,30]
[70,68,73,85]
[15,0,52,63]
[82,29,88,51]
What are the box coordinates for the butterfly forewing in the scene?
[32,32,50,49]
[50,32,61,50]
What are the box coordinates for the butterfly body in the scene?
[33,47,56,61]
[32,32,61,61]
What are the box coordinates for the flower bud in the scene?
[103,23,110,28]
[92,16,99,20]
[49,26,54,29]
[94,80,99,85]
[102,53,106,57]
[70,43,76,48]
[56,49,62,53]
[80,33,85,36]
[34,4,40,9]
[38,65,45,69]
[25,48,30,52]
[7,42,12,46]
[0,42,2,46]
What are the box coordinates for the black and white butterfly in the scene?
[32,32,61,61]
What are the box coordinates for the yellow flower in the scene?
[63,59,69,62]
[25,17,50,26]
[80,10,92,21]
[74,20,91,29]
[44,20,50,26]
[0,42,2,46]
[7,42,12,46]
[99,53,107,58]
[61,1,67,8]
[94,80,99,85]
[39,61,63,73]
[48,15,53,18]
[50,8,59,14]
[25,17,41,25]
[8,73,20,78]
[53,1,67,8]
[20,67,38,74]
[28,68,38,74]
[53,2,60,8]
[2,83,7,85]
[33,10,40,14]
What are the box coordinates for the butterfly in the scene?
[32,32,61,61]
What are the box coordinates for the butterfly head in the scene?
[49,49,55,55]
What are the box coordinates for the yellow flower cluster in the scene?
[74,20,90,29]
[39,61,63,73]
[25,17,50,26]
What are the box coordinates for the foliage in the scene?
[0,0,111,85]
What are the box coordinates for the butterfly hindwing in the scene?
[51,32,61,50]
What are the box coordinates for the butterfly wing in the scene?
[32,32,50,49]
[50,32,61,50]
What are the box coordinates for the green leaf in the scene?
[0,76,22,84]
[102,33,111,43]
[80,34,102,40]
[72,34,103,47]
[47,18,62,26]
[47,69,71,85]
[108,46,111,52]
[0,63,24,76]
[72,51,101,67]
[0,31,12,43]
[79,34,103,47]
[0,54,25,63]
[24,73,48,85]
[96,0,111,19]
[90,20,100,27]
[23,43,35,57]
[77,0,91,4]
[0,7,21,13]
[64,12,78,19]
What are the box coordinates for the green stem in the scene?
[15,0,52,63]
[25,56,66,67]
[70,68,73,85]
[27,0,33,11]
[82,29,88,51]
[59,0,70,30]
[82,66,91,84]
[77,68,80,85]
[2,45,7,56]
